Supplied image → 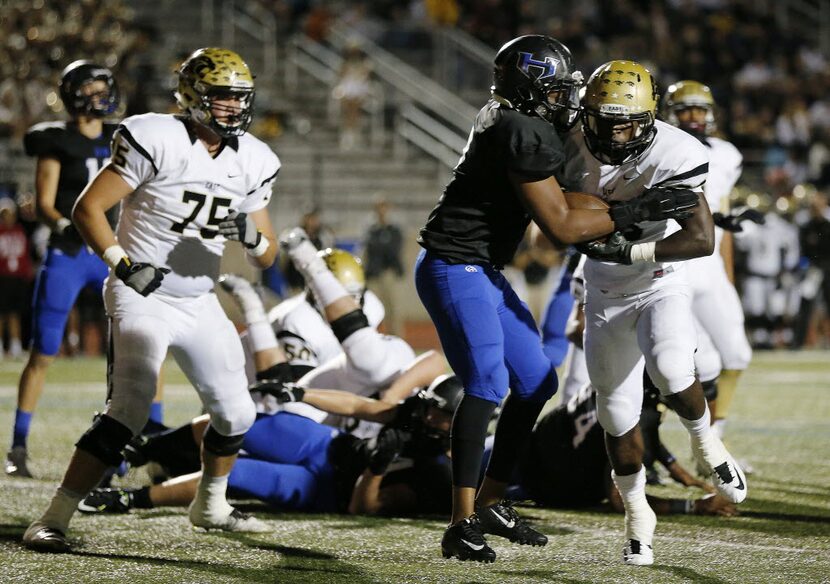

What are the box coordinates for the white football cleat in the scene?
[623,539,654,566]
[23,521,70,553]
[278,227,311,253]
[695,438,748,504]
[622,502,656,566]
[189,502,271,533]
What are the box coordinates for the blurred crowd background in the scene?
[0,0,828,358]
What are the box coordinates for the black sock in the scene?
[141,424,202,477]
[451,395,498,488]
[131,486,154,509]
[484,395,546,484]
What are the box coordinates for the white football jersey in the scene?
[561,120,709,295]
[109,113,280,298]
[267,290,385,369]
[687,136,743,283]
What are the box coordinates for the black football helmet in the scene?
[59,60,120,118]
[492,35,583,131]
[420,374,464,416]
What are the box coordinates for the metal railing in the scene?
[317,23,476,170]
[285,36,386,147]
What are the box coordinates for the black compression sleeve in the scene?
[484,395,546,483]
[451,395,497,488]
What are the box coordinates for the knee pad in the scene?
[701,378,719,402]
[330,309,369,343]
[206,392,256,437]
[721,340,752,371]
[649,339,696,395]
[596,390,640,438]
[76,414,134,466]
[203,424,247,456]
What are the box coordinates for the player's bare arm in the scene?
[246,207,278,268]
[380,350,445,403]
[71,166,132,254]
[34,157,64,231]
[513,173,616,244]
[301,388,398,423]
[655,192,715,261]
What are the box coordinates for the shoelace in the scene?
[460,515,487,544]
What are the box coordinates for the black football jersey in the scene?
[519,384,608,507]
[24,121,118,251]
[418,100,566,267]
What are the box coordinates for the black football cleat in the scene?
[23,521,70,553]
[477,500,548,546]
[78,488,135,514]
[441,515,496,563]
[5,446,33,478]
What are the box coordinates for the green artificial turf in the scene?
[1,353,828,583]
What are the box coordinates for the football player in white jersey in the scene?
[24,48,280,552]
[562,61,748,566]
[662,80,757,441]
[221,246,422,435]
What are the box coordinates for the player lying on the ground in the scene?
[79,375,463,516]
[508,381,736,518]
[223,243,430,438]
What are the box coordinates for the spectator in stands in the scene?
[0,198,33,360]
[332,42,372,151]
[363,198,405,334]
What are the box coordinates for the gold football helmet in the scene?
[176,47,255,137]
[318,248,366,302]
[581,60,659,165]
[662,80,716,136]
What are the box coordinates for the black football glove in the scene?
[218,210,262,249]
[368,426,412,475]
[248,379,306,403]
[712,208,765,233]
[114,258,170,296]
[610,188,700,231]
[575,231,633,265]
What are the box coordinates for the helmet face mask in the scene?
[662,80,716,137]
[581,60,659,165]
[59,61,119,118]
[176,47,255,138]
[492,35,584,132]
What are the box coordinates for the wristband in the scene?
[246,233,269,257]
[56,217,71,235]
[629,242,656,263]
[669,499,694,514]
[103,245,128,269]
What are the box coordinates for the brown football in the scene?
[564,191,609,211]
[563,192,611,244]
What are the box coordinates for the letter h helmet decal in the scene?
[517,52,558,80]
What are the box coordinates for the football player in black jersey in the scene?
[513,382,737,518]
[6,61,120,478]
[414,35,702,563]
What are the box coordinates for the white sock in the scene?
[194,473,234,518]
[246,320,278,352]
[9,338,22,357]
[712,418,726,440]
[306,269,350,309]
[679,403,714,447]
[40,486,83,532]
[612,468,656,544]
